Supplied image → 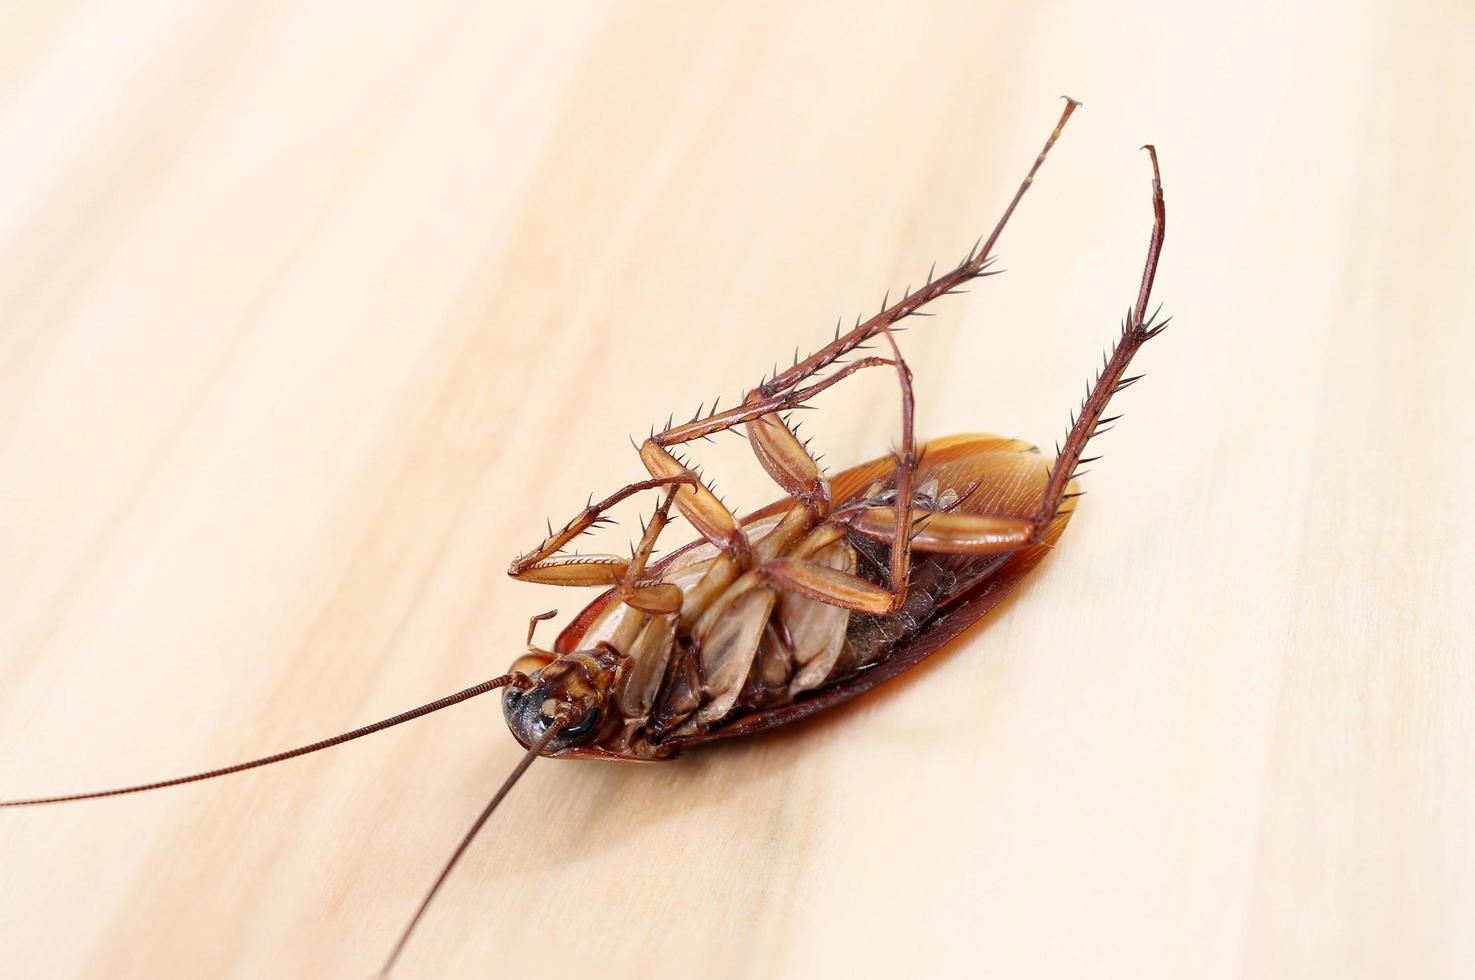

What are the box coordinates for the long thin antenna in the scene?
[0,673,527,807]
[379,712,569,977]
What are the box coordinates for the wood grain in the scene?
[2,2,1472,977]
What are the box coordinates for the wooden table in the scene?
[3,2,1471,977]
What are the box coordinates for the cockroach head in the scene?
[501,649,616,754]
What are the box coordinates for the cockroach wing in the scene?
[832,432,1042,511]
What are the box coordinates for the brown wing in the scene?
[830,432,1060,584]
[831,432,1044,514]
[740,432,1045,525]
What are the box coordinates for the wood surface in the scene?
[2,2,1472,978]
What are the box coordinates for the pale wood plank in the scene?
[2,2,1471,977]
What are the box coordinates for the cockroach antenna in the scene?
[378,709,571,977]
[0,674,533,807]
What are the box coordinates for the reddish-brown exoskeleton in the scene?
[4,98,1169,975]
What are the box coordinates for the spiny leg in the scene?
[636,330,925,617]
[757,143,1169,602]
[533,350,897,579]
[522,98,1082,586]
[646,336,922,619]
[1028,145,1169,537]
[757,329,923,616]
[636,97,1082,559]
[634,354,906,566]
[847,508,1035,555]
[759,97,1078,404]
[685,341,1037,568]
[739,356,915,561]
[758,97,1082,394]
[740,322,935,570]
[637,377,868,571]
[637,440,752,565]
[507,475,695,586]
[643,97,1080,458]
[875,327,920,606]
[744,405,830,515]
[615,485,685,613]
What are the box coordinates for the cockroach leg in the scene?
[656,95,1081,447]
[742,402,830,515]
[638,439,754,565]
[1028,144,1168,538]
[847,507,1035,554]
[737,352,914,560]
[622,486,679,582]
[757,555,895,614]
[753,330,922,616]
[631,97,1084,584]
[636,357,900,568]
[877,327,919,605]
[614,485,684,613]
[513,610,560,671]
[653,355,897,446]
[507,474,696,585]
[525,609,558,648]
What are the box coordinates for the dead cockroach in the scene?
[3,98,1169,975]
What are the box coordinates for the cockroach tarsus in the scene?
[3,98,1171,977]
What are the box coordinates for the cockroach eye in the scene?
[554,706,601,743]
[501,680,601,753]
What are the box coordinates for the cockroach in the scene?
[4,98,1169,975]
